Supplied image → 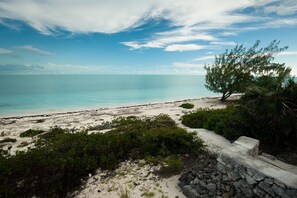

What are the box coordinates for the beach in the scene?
[0,96,233,197]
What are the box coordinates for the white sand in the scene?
[0,96,234,198]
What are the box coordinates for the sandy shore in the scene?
[0,96,234,198]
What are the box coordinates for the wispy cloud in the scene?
[0,0,279,36]
[121,32,216,50]
[173,62,204,68]
[0,0,296,55]
[15,45,55,56]
[278,51,297,56]
[0,48,12,54]
[263,0,297,15]
[0,64,43,73]
[210,41,237,46]
[165,44,206,52]
[193,55,215,61]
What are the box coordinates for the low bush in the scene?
[182,106,246,141]
[36,119,45,123]
[161,155,184,174]
[0,137,17,143]
[179,103,194,109]
[0,114,204,197]
[20,129,45,137]
[181,108,212,128]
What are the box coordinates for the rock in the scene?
[271,184,290,198]
[182,185,199,198]
[199,180,207,189]
[274,180,286,189]
[178,181,185,189]
[226,170,240,181]
[200,194,209,198]
[245,174,256,185]
[206,183,216,192]
[225,185,230,192]
[251,171,265,181]
[193,177,199,185]
[241,187,254,197]
[194,185,202,193]
[286,189,297,198]
[264,178,274,185]
[259,181,275,196]
[222,192,231,198]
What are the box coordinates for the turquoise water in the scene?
[0,75,215,117]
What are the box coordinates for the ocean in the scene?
[0,75,216,117]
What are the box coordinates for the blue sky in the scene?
[0,0,297,75]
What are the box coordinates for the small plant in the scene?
[17,141,29,148]
[36,119,45,123]
[88,121,115,131]
[160,155,184,175]
[0,138,17,143]
[143,191,155,197]
[20,129,45,137]
[179,103,194,109]
[117,186,130,198]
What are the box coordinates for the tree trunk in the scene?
[220,92,231,101]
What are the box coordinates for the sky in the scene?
[0,0,296,75]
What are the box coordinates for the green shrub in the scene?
[182,106,246,141]
[179,103,194,109]
[0,114,204,197]
[0,138,17,143]
[20,129,45,137]
[36,119,45,123]
[161,155,184,174]
[181,108,212,128]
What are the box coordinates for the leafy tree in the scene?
[204,40,289,101]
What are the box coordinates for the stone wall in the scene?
[217,136,297,198]
[178,136,297,198]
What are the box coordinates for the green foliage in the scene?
[179,103,194,109]
[117,186,130,198]
[20,129,45,137]
[36,119,45,123]
[0,114,204,197]
[161,155,184,174]
[182,106,246,141]
[241,77,297,148]
[183,76,297,148]
[181,108,212,128]
[0,137,17,143]
[204,40,290,101]
[143,191,155,197]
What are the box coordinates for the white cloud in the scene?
[210,41,237,46]
[0,0,277,35]
[121,42,142,50]
[0,48,12,54]
[122,32,216,50]
[173,62,204,68]
[0,0,295,54]
[15,45,55,55]
[264,0,297,15]
[165,44,206,52]
[221,32,238,36]
[278,51,297,56]
[194,55,215,61]
[264,18,297,27]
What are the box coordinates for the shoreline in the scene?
[0,95,234,155]
[0,96,221,119]
[0,95,234,198]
